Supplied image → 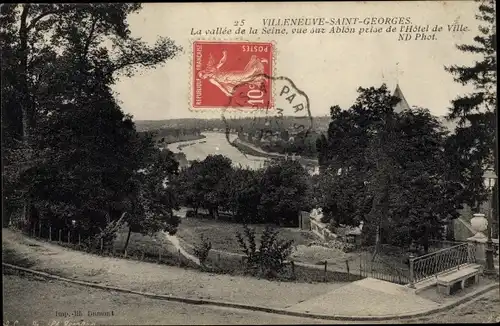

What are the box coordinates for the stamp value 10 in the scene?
[193,41,274,109]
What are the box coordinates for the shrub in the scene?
[86,215,126,252]
[236,225,294,279]
[193,234,212,265]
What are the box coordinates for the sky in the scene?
[112,1,483,121]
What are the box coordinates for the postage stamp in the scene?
[192,41,274,109]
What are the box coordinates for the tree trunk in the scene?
[422,226,430,254]
[19,5,35,223]
[19,5,31,139]
[494,93,499,239]
[123,226,132,252]
[371,224,381,262]
[493,184,498,238]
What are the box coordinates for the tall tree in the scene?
[121,147,181,252]
[1,4,182,233]
[174,155,233,219]
[259,159,312,227]
[174,161,205,216]
[197,155,233,219]
[318,86,462,252]
[224,167,263,223]
[444,0,497,214]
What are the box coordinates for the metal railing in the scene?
[356,245,411,285]
[359,255,410,285]
[409,243,475,286]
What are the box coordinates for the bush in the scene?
[236,225,294,279]
[85,216,126,252]
[193,234,212,265]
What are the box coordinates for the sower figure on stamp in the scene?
[198,50,268,96]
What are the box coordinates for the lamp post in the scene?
[483,167,497,274]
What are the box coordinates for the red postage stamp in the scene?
[192,41,273,109]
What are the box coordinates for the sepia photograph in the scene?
[2,1,498,325]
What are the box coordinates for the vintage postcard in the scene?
[2,1,498,325]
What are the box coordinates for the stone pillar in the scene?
[468,237,487,266]
[467,213,489,268]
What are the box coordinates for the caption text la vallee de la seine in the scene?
[190,17,470,41]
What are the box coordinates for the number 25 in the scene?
[234,19,245,27]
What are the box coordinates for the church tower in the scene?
[393,84,411,113]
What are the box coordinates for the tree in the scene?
[317,167,370,228]
[225,167,263,223]
[174,161,205,215]
[318,86,463,253]
[175,155,233,219]
[197,155,233,219]
[121,147,181,252]
[444,0,497,214]
[387,108,462,252]
[1,4,182,237]
[24,99,147,235]
[259,160,312,226]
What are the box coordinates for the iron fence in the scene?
[357,245,411,285]
[409,243,475,285]
[359,255,410,285]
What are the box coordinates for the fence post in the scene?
[68,231,70,244]
[345,260,350,281]
[58,229,62,243]
[158,248,162,263]
[78,234,81,246]
[100,238,103,253]
[359,255,362,277]
[49,226,52,242]
[409,254,415,288]
[217,253,221,265]
[291,260,295,279]
[39,221,42,238]
[177,249,181,266]
[323,260,328,282]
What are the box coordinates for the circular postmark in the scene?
[221,73,314,164]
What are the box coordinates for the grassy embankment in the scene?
[231,138,319,168]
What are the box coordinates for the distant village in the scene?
[146,84,457,175]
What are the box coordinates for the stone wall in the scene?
[310,218,337,241]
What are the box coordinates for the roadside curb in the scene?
[3,262,498,321]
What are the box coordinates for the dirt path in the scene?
[2,228,346,309]
[163,232,200,266]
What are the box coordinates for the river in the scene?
[166,132,268,169]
